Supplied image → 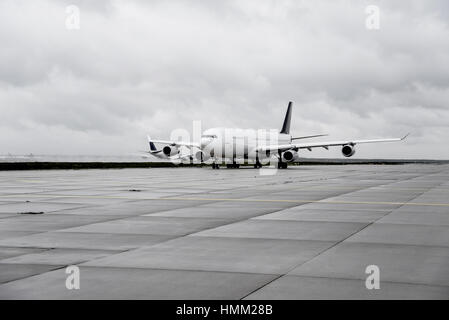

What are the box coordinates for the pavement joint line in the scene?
[0,265,66,286]
[245,191,403,298]
[3,265,443,290]
[254,274,449,289]
[239,222,370,299]
[241,174,438,299]
[293,185,449,192]
[162,197,449,207]
[51,264,283,277]
[1,193,449,207]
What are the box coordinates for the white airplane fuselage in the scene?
[199,127,292,163]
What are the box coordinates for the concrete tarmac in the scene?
[0,164,448,299]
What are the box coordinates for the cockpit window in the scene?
[202,134,217,139]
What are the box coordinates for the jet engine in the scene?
[281,150,299,162]
[162,145,179,157]
[342,144,356,157]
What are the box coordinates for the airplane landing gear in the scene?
[278,162,288,169]
[254,153,263,169]
[212,163,220,169]
[277,150,288,169]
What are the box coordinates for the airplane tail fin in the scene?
[147,135,158,152]
[280,101,293,134]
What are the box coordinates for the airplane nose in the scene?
[200,138,210,149]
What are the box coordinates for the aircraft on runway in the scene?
[145,102,408,169]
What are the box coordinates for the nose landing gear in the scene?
[254,152,262,168]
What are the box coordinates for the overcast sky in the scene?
[1,0,448,159]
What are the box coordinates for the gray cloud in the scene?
[0,0,448,158]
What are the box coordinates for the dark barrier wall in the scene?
[1,160,448,171]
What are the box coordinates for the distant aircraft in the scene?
[0,153,39,161]
[145,102,408,169]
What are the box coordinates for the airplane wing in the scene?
[148,136,200,149]
[133,151,191,161]
[170,152,194,161]
[291,134,328,140]
[258,134,409,152]
[133,151,160,159]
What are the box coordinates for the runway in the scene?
[0,164,448,299]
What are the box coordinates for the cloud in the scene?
[0,0,448,158]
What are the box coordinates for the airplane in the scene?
[144,102,408,169]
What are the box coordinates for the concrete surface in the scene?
[0,164,448,299]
